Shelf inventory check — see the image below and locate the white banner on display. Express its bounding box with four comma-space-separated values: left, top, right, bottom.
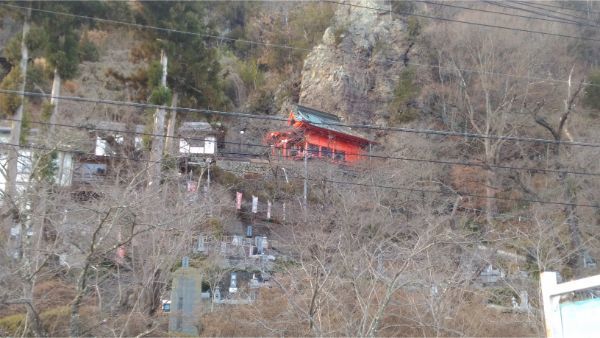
252, 195, 258, 213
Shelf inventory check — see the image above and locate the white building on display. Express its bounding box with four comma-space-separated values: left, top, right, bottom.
178, 122, 217, 155
0, 127, 74, 196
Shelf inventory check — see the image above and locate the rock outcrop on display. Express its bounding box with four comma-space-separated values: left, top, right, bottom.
298, 0, 409, 125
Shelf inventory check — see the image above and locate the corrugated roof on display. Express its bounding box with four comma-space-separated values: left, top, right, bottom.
97, 121, 145, 134
292, 105, 371, 142
180, 121, 213, 132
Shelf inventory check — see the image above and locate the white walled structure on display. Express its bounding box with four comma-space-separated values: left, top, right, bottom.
541, 271, 600, 338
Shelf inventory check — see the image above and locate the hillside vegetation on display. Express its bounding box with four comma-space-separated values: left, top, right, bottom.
0, 1, 599, 336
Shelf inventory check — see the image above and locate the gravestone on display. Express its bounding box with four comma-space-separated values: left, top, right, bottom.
195, 236, 206, 253
229, 272, 238, 293
168, 267, 205, 336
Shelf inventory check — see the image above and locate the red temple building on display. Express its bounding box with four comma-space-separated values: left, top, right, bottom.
265, 105, 373, 163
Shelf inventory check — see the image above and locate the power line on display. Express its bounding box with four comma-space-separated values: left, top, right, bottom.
4, 2, 597, 88
507, 0, 596, 23
2, 88, 600, 148
0, 139, 265, 166
324, 0, 600, 42
2, 116, 599, 178
411, 60, 590, 87
524, 1, 600, 16
485, 0, 592, 25
316, 177, 597, 208
420, 1, 599, 28
11, 1, 597, 43
217, 162, 599, 209
220, 167, 600, 231
0, 140, 597, 209
0, 3, 312, 52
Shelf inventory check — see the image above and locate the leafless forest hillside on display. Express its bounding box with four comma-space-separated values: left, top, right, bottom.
0, 1, 599, 336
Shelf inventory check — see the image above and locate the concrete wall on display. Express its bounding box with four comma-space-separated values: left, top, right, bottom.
216, 159, 272, 177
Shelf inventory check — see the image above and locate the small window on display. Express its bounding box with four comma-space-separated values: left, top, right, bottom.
335, 150, 346, 161
321, 147, 332, 158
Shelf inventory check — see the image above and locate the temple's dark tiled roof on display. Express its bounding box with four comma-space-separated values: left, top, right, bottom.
291, 105, 371, 142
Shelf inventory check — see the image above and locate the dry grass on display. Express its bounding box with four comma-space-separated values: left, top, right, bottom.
86, 29, 109, 47
63, 80, 79, 93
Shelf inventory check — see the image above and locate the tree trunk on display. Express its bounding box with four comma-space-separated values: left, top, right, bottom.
148, 51, 168, 188
165, 92, 179, 156
70, 209, 112, 336
484, 168, 498, 229
483, 137, 497, 230
533, 74, 586, 271
70, 262, 90, 337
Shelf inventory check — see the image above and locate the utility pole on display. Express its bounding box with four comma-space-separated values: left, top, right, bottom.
7, 6, 31, 200
148, 50, 168, 188
303, 141, 308, 207
206, 158, 211, 191
207, 157, 212, 217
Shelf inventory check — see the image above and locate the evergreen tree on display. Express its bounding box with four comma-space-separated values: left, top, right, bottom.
26, 1, 108, 127
584, 70, 600, 110
134, 1, 226, 109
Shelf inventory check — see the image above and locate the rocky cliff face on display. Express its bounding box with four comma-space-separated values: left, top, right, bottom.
298, 0, 409, 125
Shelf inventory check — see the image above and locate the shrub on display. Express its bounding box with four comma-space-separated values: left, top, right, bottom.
583, 70, 600, 110
25, 63, 49, 95
20, 111, 30, 145
47, 33, 80, 79
149, 85, 172, 106
145, 61, 163, 88
33, 150, 58, 184
259, 2, 335, 69
389, 67, 420, 124
79, 34, 100, 62
3, 36, 22, 65
161, 154, 178, 172
207, 217, 223, 237
0, 313, 25, 336
487, 287, 518, 306
237, 59, 264, 90
333, 23, 349, 46
392, 1, 416, 14
248, 89, 275, 114
407, 17, 421, 43
63, 80, 79, 93
0, 305, 75, 336
41, 101, 53, 122
212, 166, 240, 186
0, 67, 23, 118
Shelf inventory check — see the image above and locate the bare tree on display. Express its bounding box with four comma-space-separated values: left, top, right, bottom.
531, 69, 589, 271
